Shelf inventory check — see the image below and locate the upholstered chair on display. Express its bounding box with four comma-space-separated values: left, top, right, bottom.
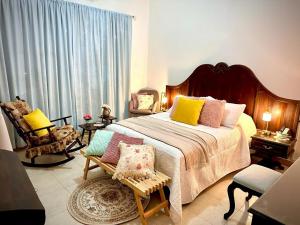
129, 88, 159, 118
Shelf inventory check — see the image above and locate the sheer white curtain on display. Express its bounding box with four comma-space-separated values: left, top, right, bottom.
0, 0, 132, 145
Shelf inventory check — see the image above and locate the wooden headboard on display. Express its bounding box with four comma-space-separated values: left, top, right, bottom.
166, 62, 300, 137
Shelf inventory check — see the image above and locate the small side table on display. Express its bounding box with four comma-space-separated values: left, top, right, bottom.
250, 130, 296, 169
79, 123, 106, 145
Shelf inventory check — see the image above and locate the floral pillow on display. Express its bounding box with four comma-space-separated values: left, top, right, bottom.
101, 132, 143, 164
112, 142, 155, 180
137, 94, 154, 110
131, 93, 147, 109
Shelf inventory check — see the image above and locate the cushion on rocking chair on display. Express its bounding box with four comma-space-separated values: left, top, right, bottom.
29, 125, 76, 146
26, 125, 80, 159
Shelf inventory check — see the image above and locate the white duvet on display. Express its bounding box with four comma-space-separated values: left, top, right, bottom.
106, 112, 252, 224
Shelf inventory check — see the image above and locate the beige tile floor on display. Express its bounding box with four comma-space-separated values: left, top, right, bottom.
23, 151, 255, 225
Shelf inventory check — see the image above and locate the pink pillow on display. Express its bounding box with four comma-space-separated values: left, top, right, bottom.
199, 100, 226, 128
101, 132, 143, 164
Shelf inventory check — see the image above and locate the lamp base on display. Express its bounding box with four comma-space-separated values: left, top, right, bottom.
262, 130, 271, 136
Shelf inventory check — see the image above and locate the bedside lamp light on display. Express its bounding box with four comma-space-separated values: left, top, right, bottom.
160, 92, 167, 111
262, 111, 272, 134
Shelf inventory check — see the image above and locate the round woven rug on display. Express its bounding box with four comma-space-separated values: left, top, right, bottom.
67, 175, 150, 225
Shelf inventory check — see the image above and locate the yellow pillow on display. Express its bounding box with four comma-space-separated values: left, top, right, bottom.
23, 108, 53, 137
170, 97, 205, 126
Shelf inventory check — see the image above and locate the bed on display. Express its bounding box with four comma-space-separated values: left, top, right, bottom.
106, 62, 300, 224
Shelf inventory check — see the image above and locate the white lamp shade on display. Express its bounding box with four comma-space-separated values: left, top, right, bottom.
161, 96, 167, 104
262, 112, 272, 122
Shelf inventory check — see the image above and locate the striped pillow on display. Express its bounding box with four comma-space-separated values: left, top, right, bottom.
101, 132, 144, 164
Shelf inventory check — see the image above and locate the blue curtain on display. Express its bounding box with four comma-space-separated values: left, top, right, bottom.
0, 0, 132, 137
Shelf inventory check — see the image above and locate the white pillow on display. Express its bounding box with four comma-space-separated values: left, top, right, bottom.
237, 113, 257, 142
137, 94, 154, 110
221, 103, 246, 128
206, 96, 215, 100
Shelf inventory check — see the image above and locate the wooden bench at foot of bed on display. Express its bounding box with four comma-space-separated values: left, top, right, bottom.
80, 148, 171, 225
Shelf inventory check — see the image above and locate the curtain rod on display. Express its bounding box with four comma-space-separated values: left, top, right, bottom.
62, 0, 136, 20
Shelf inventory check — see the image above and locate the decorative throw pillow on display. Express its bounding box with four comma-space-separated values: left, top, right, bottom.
112, 142, 155, 180
170, 97, 205, 126
199, 99, 226, 128
85, 130, 114, 156
23, 108, 53, 137
131, 92, 147, 109
101, 132, 144, 164
169, 95, 206, 117
221, 103, 246, 128
137, 94, 154, 110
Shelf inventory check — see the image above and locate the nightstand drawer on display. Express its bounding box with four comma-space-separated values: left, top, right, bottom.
251, 138, 288, 158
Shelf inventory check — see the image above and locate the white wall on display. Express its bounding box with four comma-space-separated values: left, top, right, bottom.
67, 0, 149, 93
147, 0, 300, 101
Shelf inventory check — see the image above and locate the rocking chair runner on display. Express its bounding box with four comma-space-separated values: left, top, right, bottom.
0, 96, 85, 167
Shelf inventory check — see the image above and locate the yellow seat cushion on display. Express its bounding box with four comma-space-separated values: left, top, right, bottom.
170, 97, 205, 126
23, 108, 53, 137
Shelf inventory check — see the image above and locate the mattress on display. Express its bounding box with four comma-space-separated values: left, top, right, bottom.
106, 112, 251, 224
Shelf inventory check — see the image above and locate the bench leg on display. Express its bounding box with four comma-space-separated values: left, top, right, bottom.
83, 158, 90, 180
134, 191, 148, 225
246, 193, 253, 202
224, 182, 237, 220
159, 188, 170, 216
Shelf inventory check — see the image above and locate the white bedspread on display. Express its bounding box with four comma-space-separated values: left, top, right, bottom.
106, 112, 251, 224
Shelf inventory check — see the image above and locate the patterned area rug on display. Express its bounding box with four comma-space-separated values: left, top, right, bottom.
67, 175, 150, 225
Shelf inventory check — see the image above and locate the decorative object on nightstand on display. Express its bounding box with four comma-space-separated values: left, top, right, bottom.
251, 129, 296, 169
262, 111, 272, 135
274, 127, 291, 141
101, 104, 111, 118
160, 92, 167, 112
83, 113, 92, 125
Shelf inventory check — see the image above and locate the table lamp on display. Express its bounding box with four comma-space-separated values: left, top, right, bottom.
160, 92, 167, 111
262, 111, 272, 135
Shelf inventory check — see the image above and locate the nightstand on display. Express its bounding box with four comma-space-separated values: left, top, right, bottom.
250, 130, 296, 169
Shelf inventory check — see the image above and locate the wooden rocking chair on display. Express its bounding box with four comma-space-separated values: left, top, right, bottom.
0, 96, 85, 167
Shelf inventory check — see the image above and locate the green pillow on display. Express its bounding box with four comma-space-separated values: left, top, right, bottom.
85, 130, 114, 156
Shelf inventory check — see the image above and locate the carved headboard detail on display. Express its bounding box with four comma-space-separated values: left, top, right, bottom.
166, 62, 300, 137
